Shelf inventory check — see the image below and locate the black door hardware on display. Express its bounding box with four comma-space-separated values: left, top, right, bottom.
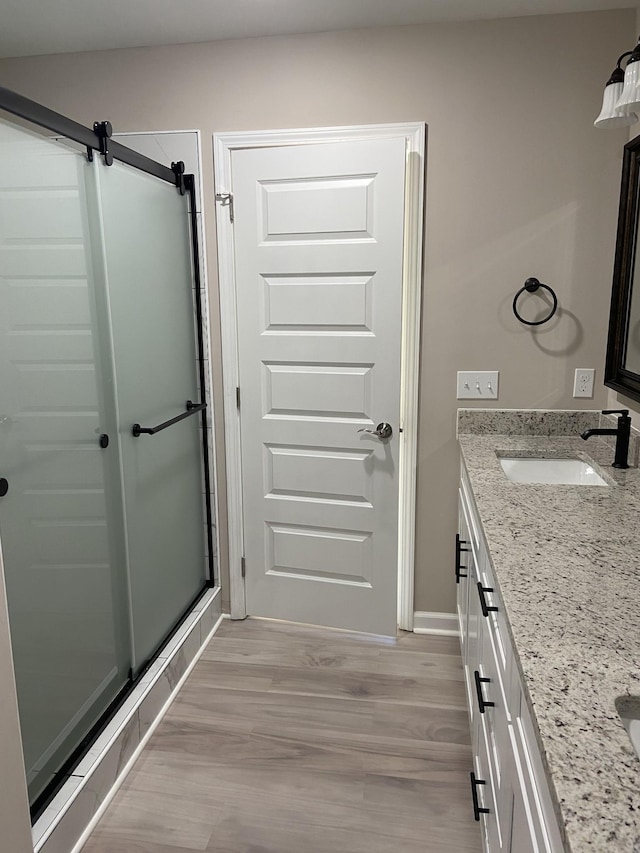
93, 120, 114, 166
455, 533, 470, 583
132, 401, 206, 437
0, 478, 8, 497
477, 583, 498, 618
171, 160, 186, 195
99, 434, 109, 449
474, 670, 495, 714
470, 772, 490, 821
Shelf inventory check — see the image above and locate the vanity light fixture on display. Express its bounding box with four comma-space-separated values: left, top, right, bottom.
594, 40, 640, 129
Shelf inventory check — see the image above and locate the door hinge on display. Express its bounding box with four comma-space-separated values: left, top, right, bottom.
216, 192, 234, 222
236, 386, 241, 409
241, 556, 246, 578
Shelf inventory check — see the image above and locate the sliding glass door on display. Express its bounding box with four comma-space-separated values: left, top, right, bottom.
0, 117, 208, 804
0, 121, 131, 803
90, 159, 205, 673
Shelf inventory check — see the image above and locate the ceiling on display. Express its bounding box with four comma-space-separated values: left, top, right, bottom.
0, 0, 634, 60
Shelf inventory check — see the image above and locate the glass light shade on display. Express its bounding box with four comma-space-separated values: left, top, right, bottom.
594, 81, 638, 128
616, 58, 640, 112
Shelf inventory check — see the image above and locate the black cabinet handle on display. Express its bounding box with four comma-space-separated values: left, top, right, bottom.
132, 400, 206, 437
470, 771, 490, 821
455, 533, 470, 584
477, 582, 498, 618
474, 669, 495, 714
0, 478, 7, 497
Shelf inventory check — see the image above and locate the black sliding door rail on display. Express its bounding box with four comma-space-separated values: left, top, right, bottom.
0, 85, 177, 185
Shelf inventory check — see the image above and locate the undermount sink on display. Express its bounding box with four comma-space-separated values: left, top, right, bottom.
499, 457, 608, 486
616, 696, 640, 761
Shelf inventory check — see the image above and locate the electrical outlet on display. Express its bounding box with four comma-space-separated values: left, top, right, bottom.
573, 368, 595, 398
457, 371, 499, 400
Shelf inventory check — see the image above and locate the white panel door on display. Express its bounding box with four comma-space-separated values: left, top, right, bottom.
232, 136, 406, 635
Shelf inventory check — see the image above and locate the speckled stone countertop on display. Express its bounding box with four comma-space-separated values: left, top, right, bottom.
457, 410, 640, 853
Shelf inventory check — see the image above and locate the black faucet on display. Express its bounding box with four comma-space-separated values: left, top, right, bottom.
581, 409, 631, 469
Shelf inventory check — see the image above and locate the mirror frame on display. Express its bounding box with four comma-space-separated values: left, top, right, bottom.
605, 133, 640, 403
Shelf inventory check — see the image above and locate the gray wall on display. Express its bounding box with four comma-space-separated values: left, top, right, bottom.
0, 9, 633, 614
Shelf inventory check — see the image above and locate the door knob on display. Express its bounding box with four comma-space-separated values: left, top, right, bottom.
358, 422, 393, 439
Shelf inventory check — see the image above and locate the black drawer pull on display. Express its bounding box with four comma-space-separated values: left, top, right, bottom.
474, 669, 495, 714
0, 478, 7, 497
455, 533, 470, 584
470, 771, 490, 821
477, 582, 498, 617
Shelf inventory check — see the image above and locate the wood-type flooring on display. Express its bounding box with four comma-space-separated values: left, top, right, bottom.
81, 617, 482, 853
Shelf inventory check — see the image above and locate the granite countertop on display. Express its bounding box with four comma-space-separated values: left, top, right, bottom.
457, 410, 640, 853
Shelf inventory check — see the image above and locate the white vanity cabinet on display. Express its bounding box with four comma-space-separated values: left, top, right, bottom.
457, 460, 565, 853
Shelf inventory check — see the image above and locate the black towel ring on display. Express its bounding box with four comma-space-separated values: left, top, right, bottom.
513, 277, 558, 326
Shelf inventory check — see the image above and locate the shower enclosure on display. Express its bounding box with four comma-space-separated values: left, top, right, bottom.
0, 88, 214, 812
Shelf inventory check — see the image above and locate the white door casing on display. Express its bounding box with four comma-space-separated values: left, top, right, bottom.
214, 124, 425, 632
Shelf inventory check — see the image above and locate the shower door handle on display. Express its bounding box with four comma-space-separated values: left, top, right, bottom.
132, 400, 206, 437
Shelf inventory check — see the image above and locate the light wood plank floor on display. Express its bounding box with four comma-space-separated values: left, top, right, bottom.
81, 618, 482, 853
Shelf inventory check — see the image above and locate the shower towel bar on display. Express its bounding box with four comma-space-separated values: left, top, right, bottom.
132, 400, 206, 437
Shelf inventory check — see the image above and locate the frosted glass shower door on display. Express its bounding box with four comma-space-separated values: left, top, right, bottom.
0, 121, 131, 803
92, 160, 206, 674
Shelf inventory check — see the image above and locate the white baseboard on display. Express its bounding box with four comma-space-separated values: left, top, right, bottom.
413, 611, 459, 636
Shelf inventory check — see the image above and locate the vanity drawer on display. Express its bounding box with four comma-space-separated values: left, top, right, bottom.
511, 693, 564, 853
461, 461, 482, 556
465, 537, 483, 728
508, 723, 544, 853
477, 553, 511, 685
457, 490, 474, 658
477, 623, 512, 850
472, 711, 504, 853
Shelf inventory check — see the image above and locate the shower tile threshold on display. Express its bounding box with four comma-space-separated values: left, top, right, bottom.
32, 586, 223, 853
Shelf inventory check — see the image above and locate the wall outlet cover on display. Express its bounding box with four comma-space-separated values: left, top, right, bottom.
573, 368, 595, 398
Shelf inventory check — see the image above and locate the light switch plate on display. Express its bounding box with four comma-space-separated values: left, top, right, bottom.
573, 368, 595, 398
457, 371, 499, 400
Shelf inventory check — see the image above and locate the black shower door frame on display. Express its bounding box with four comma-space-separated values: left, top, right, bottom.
0, 85, 216, 819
